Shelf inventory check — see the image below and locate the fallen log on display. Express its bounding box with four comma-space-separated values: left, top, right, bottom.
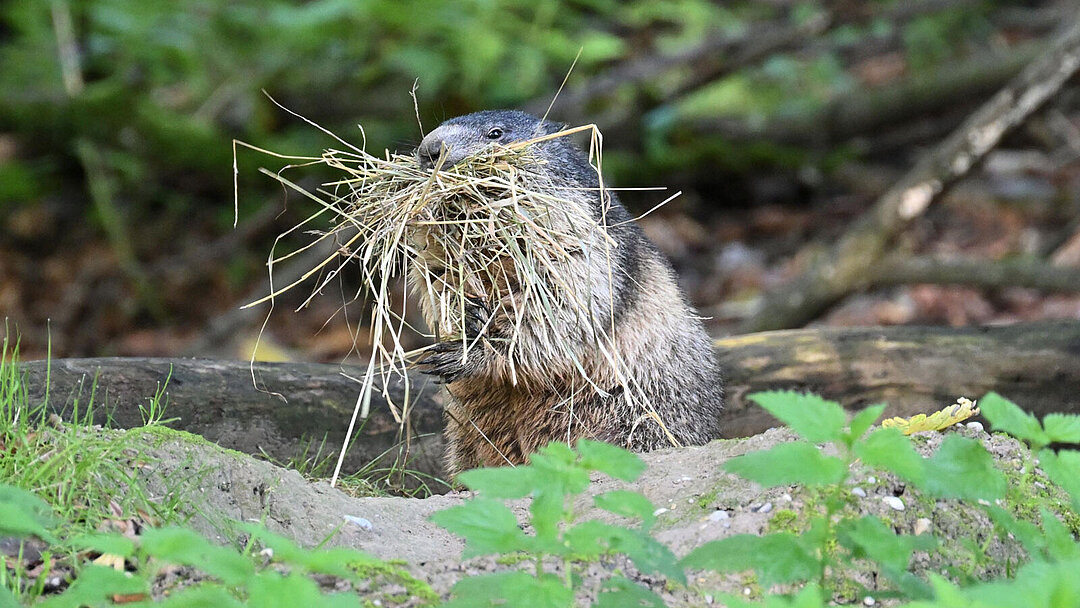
18, 321, 1080, 480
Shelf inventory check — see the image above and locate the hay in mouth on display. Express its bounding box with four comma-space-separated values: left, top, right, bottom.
235, 116, 676, 483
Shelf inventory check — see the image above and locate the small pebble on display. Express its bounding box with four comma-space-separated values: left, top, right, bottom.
867, 476, 877, 484
781, 493, 792, 502
863, 596, 876, 606
653, 507, 670, 517
914, 518, 932, 535
708, 510, 730, 522
978, 499, 991, 507
753, 502, 773, 514
851, 487, 867, 498
883, 496, 905, 511
743, 587, 752, 596
966, 421, 984, 433
344, 515, 374, 531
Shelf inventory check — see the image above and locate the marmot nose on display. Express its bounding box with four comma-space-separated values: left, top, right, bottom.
417, 138, 445, 171
416, 129, 468, 171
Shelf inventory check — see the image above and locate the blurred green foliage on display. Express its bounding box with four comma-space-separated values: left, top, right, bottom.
0, 0, 1011, 230
0, 0, 723, 237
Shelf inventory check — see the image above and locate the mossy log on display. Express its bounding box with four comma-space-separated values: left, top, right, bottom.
19, 321, 1080, 479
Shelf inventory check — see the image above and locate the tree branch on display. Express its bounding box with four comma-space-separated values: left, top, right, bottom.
872, 255, 1080, 292
740, 19, 1080, 333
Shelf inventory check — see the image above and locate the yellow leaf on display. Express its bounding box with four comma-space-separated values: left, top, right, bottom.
238, 335, 293, 362
92, 553, 126, 571
881, 397, 980, 435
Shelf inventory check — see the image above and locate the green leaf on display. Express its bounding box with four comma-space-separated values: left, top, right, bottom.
141, 527, 254, 586
748, 391, 847, 443
1039, 449, 1080, 508
710, 594, 758, 608
681, 533, 820, 587
978, 392, 1049, 448
36, 566, 147, 608
594, 576, 665, 608
240, 524, 378, 576
68, 532, 135, 557
985, 506, 1045, 558
922, 435, 1006, 501
0, 485, 56, 528
907, 573, 969, 608
0, 485, 57, 543
1040, 507, 1080, 561
300, 547, 382, 577
787, 584, 828, 608
721, 583, 826, 608
530, 443, 591, 496
457, 466, 539, 498
248, 571, 355, 608
429, 497, 533, 558
564, 521, 684, 583
239, 524, 303, 560
966, 559, 1080, 608
577, 439, 646, 482
856, 428, 926, 484
444, 572, 573, 608
846, 403, 887, 445
837, 515, 936, 573
1043, 413, 1080, 444
593, 491, 656, 531
158, 586, 244, 608
0, 504, 55, 543
530, 490, 566, 548
724, 442, 847, 487
0, 588, 16, 608
562, 520, 608, 560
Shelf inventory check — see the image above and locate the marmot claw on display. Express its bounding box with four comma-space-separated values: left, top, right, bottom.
462, 296, 490, 341
418, 340, 480, 384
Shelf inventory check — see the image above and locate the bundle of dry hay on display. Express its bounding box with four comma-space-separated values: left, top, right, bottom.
236, 117, 665, 483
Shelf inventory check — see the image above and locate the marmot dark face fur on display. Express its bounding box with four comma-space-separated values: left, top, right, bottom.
414, 110, 723, 473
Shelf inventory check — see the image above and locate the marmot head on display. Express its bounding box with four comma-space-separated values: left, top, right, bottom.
416, 110, 565, 171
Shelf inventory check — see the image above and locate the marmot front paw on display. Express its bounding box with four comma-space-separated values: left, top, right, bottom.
419, 297, 491, 384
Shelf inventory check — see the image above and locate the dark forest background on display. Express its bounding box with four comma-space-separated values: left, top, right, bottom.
2, 0, 1079, 363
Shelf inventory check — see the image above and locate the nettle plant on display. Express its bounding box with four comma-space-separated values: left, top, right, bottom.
430, 439, 680, 607
432, 391, 1080, 608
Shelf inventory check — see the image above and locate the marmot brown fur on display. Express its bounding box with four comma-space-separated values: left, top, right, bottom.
414, 110, 723, 474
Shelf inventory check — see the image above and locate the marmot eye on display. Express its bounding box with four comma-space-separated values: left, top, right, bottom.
485, 128, 504, 140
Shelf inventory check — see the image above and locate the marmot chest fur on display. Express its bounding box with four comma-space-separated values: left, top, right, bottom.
413, 110, 723, 473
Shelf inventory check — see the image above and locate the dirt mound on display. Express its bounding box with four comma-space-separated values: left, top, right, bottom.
130, 423, 1048, 604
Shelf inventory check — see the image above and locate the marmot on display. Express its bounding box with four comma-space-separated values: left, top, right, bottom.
413, 110, 723, 473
